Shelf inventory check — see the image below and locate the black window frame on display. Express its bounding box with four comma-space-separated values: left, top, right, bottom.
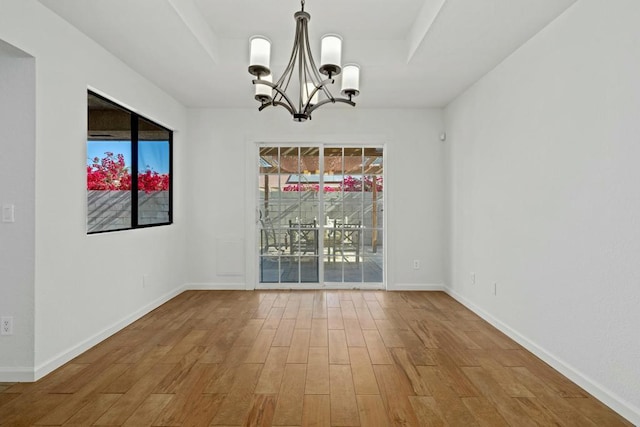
87, 90, 173, 234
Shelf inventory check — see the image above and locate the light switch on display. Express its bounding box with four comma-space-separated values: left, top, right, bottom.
2, 205, 15, 223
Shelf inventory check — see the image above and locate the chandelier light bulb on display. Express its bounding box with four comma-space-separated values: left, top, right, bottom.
249, 36, 271, 76
304, 82, 319, 105
341, 64, 360, 97
320, 34, 342, 76
255, 74, 273, 102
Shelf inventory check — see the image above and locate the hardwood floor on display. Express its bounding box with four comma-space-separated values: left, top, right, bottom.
0, 290, 631, 426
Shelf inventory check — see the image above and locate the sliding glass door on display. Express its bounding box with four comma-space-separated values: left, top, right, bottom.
322, 147, 384, 284
258, 146, 320, 284
257, 145, 384, 288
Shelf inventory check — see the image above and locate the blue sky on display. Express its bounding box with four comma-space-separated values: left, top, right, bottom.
87, 140, 169, 173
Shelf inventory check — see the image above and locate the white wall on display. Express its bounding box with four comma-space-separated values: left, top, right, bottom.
445, 0, 640, 423
0, 0, 189, 380
186, 108, 445, 290
0, 43, 35, 376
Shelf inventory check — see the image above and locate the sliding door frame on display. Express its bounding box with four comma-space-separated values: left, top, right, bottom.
252, 141, 386, 290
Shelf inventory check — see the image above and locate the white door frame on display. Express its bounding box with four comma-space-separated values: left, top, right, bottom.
247, 141, 386, 290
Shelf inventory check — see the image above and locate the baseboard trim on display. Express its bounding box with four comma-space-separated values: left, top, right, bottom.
254, 283, 387, 290
388, 283, 446, 291
32, 284, 186, 382
184, 283, 248, 291
444, 286, 640, 426
183, 283, 445, 291
0, 367, 35, 382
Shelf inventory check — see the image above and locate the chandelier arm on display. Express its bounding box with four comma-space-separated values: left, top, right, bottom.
283, 15, 304, 87
301, 20, 316, 84
278, 61, 295, 104
300, 46, 311, 111
306, 97, 356, 115
274, 65, 294, 106
297, 20, 307, 112
272, 85, 299, 114
302, 78, 334, 114
252, 79, 298, 113
301, 19, 322, 82
274, 17, 303, 103
300, 53, 314, 113
301, 25, 333, 101
258, 100, 294, 115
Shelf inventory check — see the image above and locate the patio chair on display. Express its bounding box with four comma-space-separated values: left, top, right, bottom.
330, 220, 362, 263
288, 219, 318, 255
260, 217, 286, 255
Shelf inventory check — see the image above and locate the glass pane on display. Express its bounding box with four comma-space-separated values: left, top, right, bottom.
324, 147, 343, 175
363, 257, 383, 282
343, 147, 362, 174
260, 256, 280, 283
324, 190, 342, 226
295, 197, 318, 223
363, 180, 383, 229
260, 173, 283, 224
300, 147, 320, 180
281, 191, 302, 223
334, 224, 363, 263
280, 146, 299, 173
284, 187, 320, 221
280, 256, 299, 283
343, 192, 363, 225
87, 93, 132, 232
260, 147, 279, 174
138, 117, 170, 225
300, 256, 319, 282
259, 226, 288, 255
343, 259, 363, 283
324, 259, 342, 282
324, 146, 344, 229
362, 228, 383, 256
363, 147, 383, 175
288, 219, 319, 257
363, 175, 383, 193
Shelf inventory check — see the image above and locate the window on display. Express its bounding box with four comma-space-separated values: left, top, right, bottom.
87, 91, 172, 233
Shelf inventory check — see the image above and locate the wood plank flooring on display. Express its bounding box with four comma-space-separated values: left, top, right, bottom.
0, 290, 632, 426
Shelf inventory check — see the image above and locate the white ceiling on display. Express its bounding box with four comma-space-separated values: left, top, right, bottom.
38, 0, 578, 109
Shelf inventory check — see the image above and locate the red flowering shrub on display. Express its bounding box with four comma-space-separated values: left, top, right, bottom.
282, 176, 382, 192
87, 152, 168, 192
138, 169, 169, 193
341, 175, 383, 192
283, 184, 336, 192
87, 152, 131, 190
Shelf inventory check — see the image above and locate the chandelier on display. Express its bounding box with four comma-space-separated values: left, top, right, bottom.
248, 0, 360, 122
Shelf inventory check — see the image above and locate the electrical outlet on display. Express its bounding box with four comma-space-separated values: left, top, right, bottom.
142, 274, 149, 288
493, 282, 497, 296
471, 272, 476, 285
1, 316, 13, 335
412, 260, 420, 269
2, 204, 15, 223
